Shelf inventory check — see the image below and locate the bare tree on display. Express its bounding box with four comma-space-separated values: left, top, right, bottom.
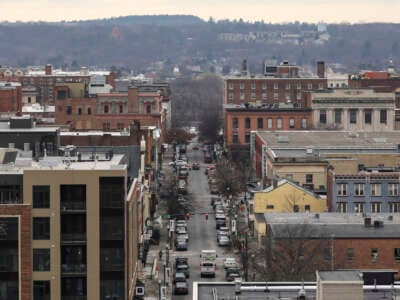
214, 159, 240, 198
251, 223, 330, 281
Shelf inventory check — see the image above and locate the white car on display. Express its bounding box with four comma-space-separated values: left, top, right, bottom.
224, 257, 238, 269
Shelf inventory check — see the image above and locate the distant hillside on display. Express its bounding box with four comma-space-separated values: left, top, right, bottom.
0, 16, 399, 73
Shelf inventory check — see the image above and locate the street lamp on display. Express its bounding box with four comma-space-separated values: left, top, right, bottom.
166, 244, 170, 267
158, 279, 162, 300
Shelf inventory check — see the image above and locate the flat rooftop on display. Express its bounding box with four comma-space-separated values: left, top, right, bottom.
0, 154, 126, 173
312, 89, 395, 101
0, 122, 59, 133
318, 270, 362, 282
257, 131, 400, 157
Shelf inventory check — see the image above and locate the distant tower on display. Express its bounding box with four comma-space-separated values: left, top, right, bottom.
388, 58, 395, 74
241, 59, 248, 76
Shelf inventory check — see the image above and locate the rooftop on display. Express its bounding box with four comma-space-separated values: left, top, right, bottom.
311, 89, 395, 101
0, 121, 59, 133
318, 270, 363, 282
256, 131, 400, 158
224, 103, 310, 111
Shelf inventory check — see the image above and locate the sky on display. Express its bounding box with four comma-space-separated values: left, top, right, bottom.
0, 0, 399, 23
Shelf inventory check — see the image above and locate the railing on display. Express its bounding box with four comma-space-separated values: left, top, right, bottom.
61, 202, 86, 211
61, 264, 87, 273
61, 233, 86, 242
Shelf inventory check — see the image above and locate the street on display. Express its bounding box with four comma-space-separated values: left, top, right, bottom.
170, 144, 237, 300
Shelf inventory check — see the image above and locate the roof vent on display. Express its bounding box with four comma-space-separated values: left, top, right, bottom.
374, 220, 384, 228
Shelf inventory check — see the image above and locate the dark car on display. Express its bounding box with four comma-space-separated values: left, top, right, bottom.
175, 256, 188, 265
192, 162, 200, 170
226, 268, 241, 282
216, 219, 226, 229
175, 239, 188, 251
175, 263, 190, 278
173, 281, 189, 295
173, 272, 187, 283
210, 197, 221, 206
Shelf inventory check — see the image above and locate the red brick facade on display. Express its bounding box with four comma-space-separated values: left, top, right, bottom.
224, 107, 312, 146
0, 84, 22, 113
0, 205, 32, 300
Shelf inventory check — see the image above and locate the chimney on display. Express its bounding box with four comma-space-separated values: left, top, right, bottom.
45, 64, 52, 75
241, 59, 248, 76
317, 61, 325, 78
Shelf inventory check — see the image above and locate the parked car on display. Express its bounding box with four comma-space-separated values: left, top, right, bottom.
216, 219, 227, 229
217, 226, 229, 236
178, 180, 187, 194
173, 281, 189, 295
173, 272, 187, 283
200, 261, 216, 278
224, 257, 238, 269
192, 144, 200, 150
225, 268, 241, 282
210, 197, 221, 206
210, 184, 219, 195
175, 239, 188, 251
215, 209, 224, 215
218, 235, 230, 246
175, 226, 187, 234
175, 263, 190, 278
176, 233, 189, 242
175, 220, 187, 228
192, 162, 200, 170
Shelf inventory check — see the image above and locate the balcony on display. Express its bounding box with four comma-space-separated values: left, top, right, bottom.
61, 202, 86, 213
61, 264, 87, 275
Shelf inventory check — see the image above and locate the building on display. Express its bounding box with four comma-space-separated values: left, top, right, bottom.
223, 61, 327, 109
0, 81, 22, 114
17, 65, 115, 106
253, 179, 327, 213
311, 89, 395, 131
327, 169, 400, 213
0, 115, 59, 157
255, 213, 400, 277
224, 102, 311, 152
316, 271, 363, 300
0, 149, 142, 300
252, 131, 400, 191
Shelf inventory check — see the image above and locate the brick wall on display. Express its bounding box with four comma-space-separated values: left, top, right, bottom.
0, 204, 32, 300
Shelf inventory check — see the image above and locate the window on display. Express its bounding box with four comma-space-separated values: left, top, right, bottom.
285, 93, 291, 102
33, 249, 50, 271
233, 117, 238, 129
33, 217, 50, 240
251, 92, 256, 100
371, 183, 381, 196
87, 107, 92, 115
251, 82, 256, 90
297, 83, 302, 90
33, 281, 50, 300
33, 186, 50, 208
245, 132, 251, 144
371, 248, 378, 262
240, 93, 245, 100
394, 248, 400, 262
146, 104, 151, 114
306, 174, 313, 183
104, 105, 109, 114
354, 202, 364, 213
285, 83, 290, 90
389, 183, 399, 196
232, 133, 238, 144
337, 183, 347, 196
274, 83, 278, 90
273, 93, 278, 101
66, 106, 72, 115
350, 109, 357, 124
117, 123, 124, 130
296, 93, 301, 101
301, 118, 307, 129
245, 118, 251, 129
389, 202, 400, 213
346, 248, 354, 262
337, 202, 347, 213
354, 183, 365, 196
262, 93, 267, 100
257, 118, 263, 129
262, 82, 267, 90
334, 109, 342, 124
323, 247, 331, 261
119, 105, 123, 113
277, 118, 282, 129
307, 83, 313, 90
319, 110, 327, 124
380, 109, 387, 124
364, 110, 372, 124
240, 83, 244, 90
57, 90, 67, 100
289, 118, 295, 128
228, 83, 233, 90
371, 202, 381, 213
267, 118, 273, 129
305, 205, 310, 212
318, 83, 324, 90
266, 205, 274, 209
102, 122, 110, 131
28, 96, 32, 103
293, 205, 299, 212
228, 93, 233, 100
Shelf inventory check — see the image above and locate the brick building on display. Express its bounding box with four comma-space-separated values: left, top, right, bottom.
0, 148, 143, 300
0, 81, 22, 113
224, 103, 311, 151
223, 61, 327, 109
256, 213, 400, 279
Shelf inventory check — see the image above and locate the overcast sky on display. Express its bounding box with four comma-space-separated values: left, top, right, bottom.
1, 0, 399, 23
